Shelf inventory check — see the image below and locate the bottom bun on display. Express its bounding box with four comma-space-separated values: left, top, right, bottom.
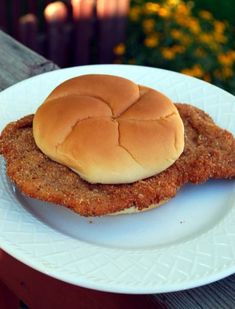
108, 199, 170, 216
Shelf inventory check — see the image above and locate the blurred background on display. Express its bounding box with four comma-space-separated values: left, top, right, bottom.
0, 0, 234, 94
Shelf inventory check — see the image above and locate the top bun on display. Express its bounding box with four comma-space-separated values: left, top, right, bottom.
33, 74, 184, 184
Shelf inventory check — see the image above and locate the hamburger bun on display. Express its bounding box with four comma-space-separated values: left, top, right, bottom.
33, 74, 184, 184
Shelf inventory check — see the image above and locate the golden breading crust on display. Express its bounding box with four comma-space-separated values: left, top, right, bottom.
0, 104, 235, 216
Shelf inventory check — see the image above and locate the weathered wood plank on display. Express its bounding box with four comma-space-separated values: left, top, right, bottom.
153, 274, 235, 308
0, 30, 58, 91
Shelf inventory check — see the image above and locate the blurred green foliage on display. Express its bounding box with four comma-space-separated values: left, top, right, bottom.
190, 0, 235, 26
114, 0, 235, 94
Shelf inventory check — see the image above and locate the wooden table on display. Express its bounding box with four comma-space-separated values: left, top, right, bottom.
0, 30, 235, 308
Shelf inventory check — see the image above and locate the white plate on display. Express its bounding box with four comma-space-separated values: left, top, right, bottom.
0, 65, 235, 294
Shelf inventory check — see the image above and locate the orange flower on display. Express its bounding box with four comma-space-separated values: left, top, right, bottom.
175, 2, 190, 16
158, 7, 170, 18
181, 65, 204, 78
222, 67, 233, 78
199, 33, 212, 44
214, 32, 227, 44
167, 0, 180, 7
199, 10, 213, 20
218, 52, 235, 66
172, 45, 185, 53
162, 48, 175, 60
194, 48, 206, 57
214, 21, 226, 34
144, 34, 159, 48
144, 2, 160, 14
188, 18, 201, 34
203, 74, 211, 82
171, 29, 182, 39
113, 43, 125, 56
129, 6, 141, 21
142, 18, 155, 33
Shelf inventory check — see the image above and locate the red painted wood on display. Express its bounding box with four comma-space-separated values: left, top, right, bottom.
44, 0, 52, 5
0, 280, 19, 309
97, 0, 129, 63
0, 0, 7, 31
44, 2, 70, 67
115, 0, 130, 45
97, 0, 118, 63
27, 0, 37, 14
19, 14, 38, 50
0, 250, 165, 309
3, 0, 129, 66
11, 0, 21, 38
72, 0, 95, 65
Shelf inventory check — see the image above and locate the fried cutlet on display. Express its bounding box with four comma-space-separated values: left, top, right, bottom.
0, 104, 234, 216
